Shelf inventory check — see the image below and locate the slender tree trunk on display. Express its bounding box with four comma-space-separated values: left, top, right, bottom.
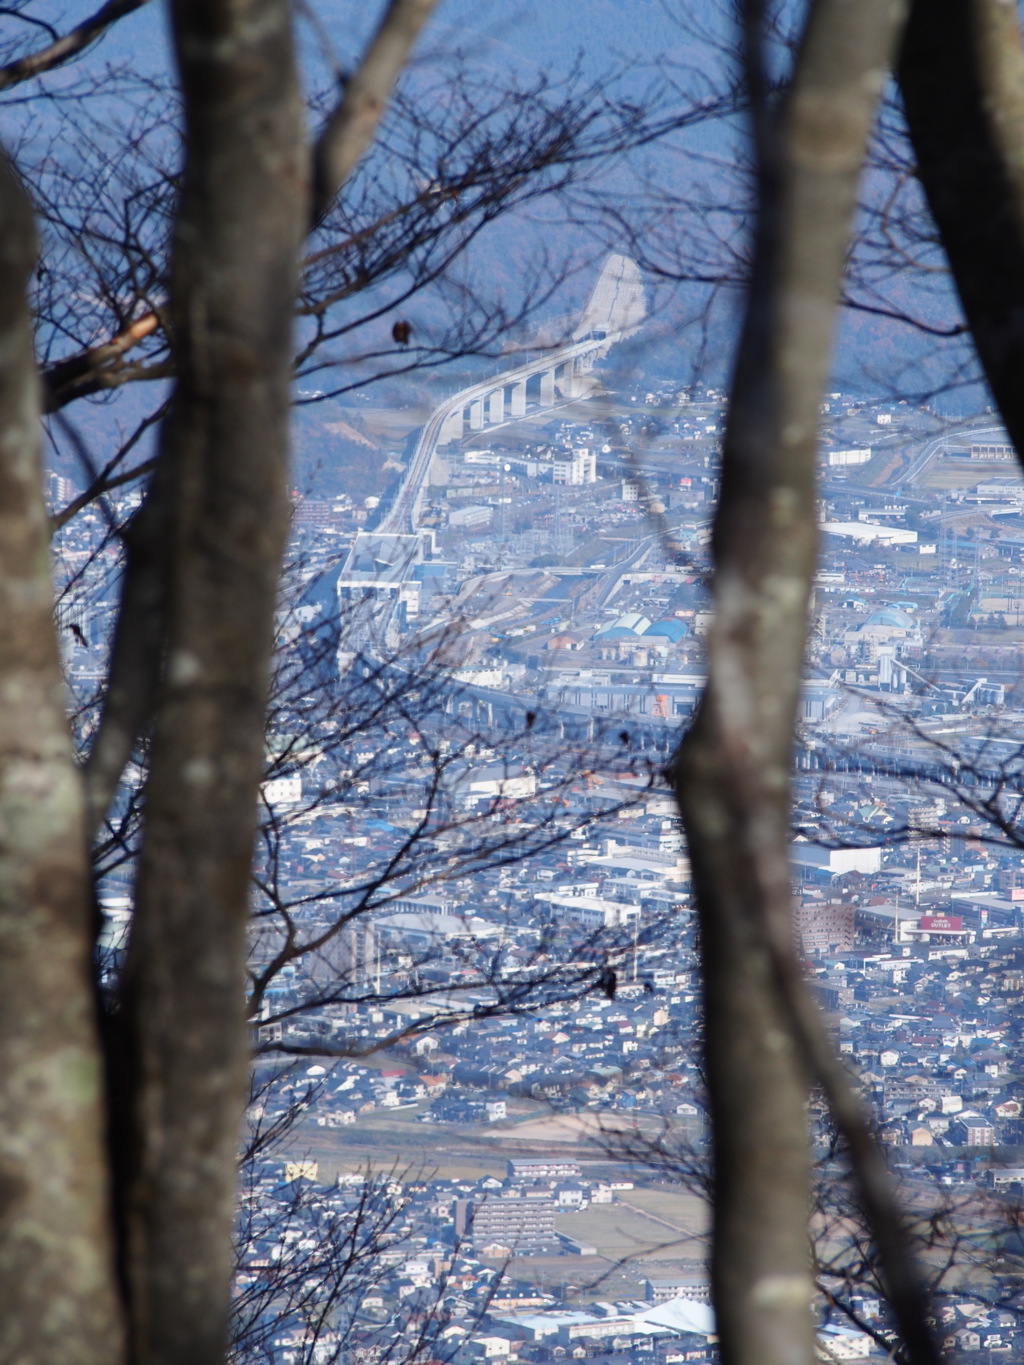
0, 153, 125, 1365
898, 0, 1024, 463
114, 3, 307, 1362
670, 4, 907, 1364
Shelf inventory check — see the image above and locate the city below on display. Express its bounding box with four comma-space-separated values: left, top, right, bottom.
55, 314, 1024, 1362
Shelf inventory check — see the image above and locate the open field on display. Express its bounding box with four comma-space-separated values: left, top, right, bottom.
280, 1096, 704, 1187
484, 1106, 702, 1147
485, 1110, 639, 1145
505, 1253, 645, 1303
622, 1186, 709, 1238
354, 406, 426, 441
557, 1204, 681, 1259
299, 1142, 509, 1186
920, 457, 1016, 490
505, 1250, 706, 1306
556, 1197, 705, 1263
288, 1111, 511, 1184
861, 445, 908, 487
506, 1193, 708, 1306
286, 1109, 631, 1182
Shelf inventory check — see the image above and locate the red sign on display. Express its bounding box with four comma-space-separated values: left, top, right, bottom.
919, 915, 963, 932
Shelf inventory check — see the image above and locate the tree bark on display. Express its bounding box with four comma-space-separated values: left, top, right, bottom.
0, 153, 125, 1365
670, 4, 907, 1364
898, 0, 1024, 461
83, 482, 167, 840
114, 3, 307, 1362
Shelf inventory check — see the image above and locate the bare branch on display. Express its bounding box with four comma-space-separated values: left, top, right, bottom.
311, 0, 441, 223
0, 0, 151, 92
42, 310, 162, 412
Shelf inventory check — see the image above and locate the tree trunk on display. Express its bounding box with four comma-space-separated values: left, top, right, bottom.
898, 0, 1024, 463
0, 153, 125, 1365
670, 4, 907, 1364
114, 3, 307, 1362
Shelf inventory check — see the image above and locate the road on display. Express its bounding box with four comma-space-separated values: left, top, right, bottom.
379, 254, 646, 537
378, 334, 636, 536
901, 422, 1009, 485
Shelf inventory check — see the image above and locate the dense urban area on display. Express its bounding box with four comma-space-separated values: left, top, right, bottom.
52, 300, 1024, 1363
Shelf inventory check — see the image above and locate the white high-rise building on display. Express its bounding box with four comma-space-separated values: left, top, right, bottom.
552, 447, 596, 484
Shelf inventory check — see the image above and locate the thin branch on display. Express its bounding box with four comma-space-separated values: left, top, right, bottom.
50, 397, 167, 531
764, 936, 943, 1365
311, 0, 441, 223
0, 0, 151, 92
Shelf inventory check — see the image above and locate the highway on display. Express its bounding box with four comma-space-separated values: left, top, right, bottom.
378, 254, 646, 537
901, 422, 1010, 485
378, 334, 635, 537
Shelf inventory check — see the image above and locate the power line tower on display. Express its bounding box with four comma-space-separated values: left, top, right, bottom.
499, 462, 510, 542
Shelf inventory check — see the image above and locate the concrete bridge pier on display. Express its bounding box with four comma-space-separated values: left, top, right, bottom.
469, 398, 485, 431
509, 380, 527, 417
560, 361, 584, 399
440, 410, 464, 445
540, 368, 556, 405
487, 389, 505, 424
